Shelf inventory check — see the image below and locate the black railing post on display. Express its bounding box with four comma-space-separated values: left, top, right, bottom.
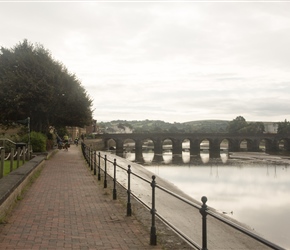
87, 146, 89, 164
83, 143, 86, 158
90, 148, 93, 171
86, 147, 90, 165
104, 155, 107, 188
126, 165, 132, 216
98, 152, 101, 181
93, 151, 97, 175
85, 145, 88, 163
150, 175, 157, 245
199, 196, 208, 250
113, 159, 117, 200
88, 147, 90, 168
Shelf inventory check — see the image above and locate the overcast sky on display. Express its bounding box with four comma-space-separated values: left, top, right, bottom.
1, 1, 290, 123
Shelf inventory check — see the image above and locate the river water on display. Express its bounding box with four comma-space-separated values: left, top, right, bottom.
121, 150, 290, 249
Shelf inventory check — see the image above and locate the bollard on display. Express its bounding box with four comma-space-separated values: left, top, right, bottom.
98, 152, 101, 181
126, 165, 132, 216
113, 159, 117, 200
150, 175, 157, 245
93, 151, 97, 175
199, 196, 208, 250
104, 155, 107, 188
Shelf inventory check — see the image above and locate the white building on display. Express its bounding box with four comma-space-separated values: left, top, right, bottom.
263, 122, 278, 134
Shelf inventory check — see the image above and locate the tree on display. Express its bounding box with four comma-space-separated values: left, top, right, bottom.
0, 40, 93, 133
228, 116, 265, 134
277, 119, 290, 134
117, 123, 125, 132
228, 116, 248, 133
239, 122, 265, 134
168, 125, 178, 133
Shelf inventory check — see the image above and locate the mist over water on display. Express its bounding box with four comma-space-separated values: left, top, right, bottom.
121, 150, 290, 249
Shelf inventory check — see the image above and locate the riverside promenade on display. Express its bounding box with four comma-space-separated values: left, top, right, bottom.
0, 145, 283, 250
0, 146, 165, 250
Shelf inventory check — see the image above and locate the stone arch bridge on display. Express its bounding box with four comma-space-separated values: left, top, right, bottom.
95, 132, 290, 157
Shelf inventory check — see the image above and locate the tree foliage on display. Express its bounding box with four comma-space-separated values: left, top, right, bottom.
277, 119, 290, 134
228, 116, 264, 134
21, 131, 47, 152
0, 39, 93, 133
228, 116, 248, 133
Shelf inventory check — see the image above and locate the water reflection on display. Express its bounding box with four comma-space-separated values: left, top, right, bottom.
143, 164, 290, 249
124, 150, 229, 166
120, 149, 290, 249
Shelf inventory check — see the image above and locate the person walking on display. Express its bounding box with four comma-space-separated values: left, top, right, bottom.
63, 134, 69, 150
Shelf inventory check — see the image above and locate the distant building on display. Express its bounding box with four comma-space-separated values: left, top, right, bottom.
66, 126, 86, 140
263, 122, 278, 134
85, 119, 98, 134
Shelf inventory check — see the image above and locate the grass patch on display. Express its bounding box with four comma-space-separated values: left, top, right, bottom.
3, 161, 26, 176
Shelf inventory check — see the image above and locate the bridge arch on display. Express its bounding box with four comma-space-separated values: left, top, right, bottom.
220, 139, 229, 151
124, 138, 135, 152
238, 138, 260, 152
200, 138, 210, 151
239, 139, 248, 151
97, 132, 290, 158
258, 138, 275, 152
142, 138, 154, 152
182, 139, 190, 151
104, 138, 117, 150
162, 138, 173, 152
278, 138, 290, 152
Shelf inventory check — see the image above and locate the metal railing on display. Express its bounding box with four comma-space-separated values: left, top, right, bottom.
81, 142, 285, 250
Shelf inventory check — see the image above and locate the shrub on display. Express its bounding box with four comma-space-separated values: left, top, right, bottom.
21, 131, 47, 152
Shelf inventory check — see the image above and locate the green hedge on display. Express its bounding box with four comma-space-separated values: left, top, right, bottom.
21, 131, 47, 152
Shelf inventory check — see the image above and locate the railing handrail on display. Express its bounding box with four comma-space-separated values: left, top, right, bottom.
156, 182, 284, 249
0, 138, 17, 145
81, 143, 285, 250
101, 154, 152, 184
95, 151, 202, 248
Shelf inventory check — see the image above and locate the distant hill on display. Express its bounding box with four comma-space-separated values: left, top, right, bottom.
183, 120, 229, 133
97, 119, 230, 133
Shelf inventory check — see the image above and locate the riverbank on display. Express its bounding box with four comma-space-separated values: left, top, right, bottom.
229, 151, 290, 165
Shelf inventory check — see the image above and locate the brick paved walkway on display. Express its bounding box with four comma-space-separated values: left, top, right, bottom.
0, 146, 163, 250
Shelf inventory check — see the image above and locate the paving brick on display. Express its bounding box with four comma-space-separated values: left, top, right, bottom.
0, 146, 163, 250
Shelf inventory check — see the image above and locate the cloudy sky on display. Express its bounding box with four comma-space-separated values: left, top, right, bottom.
1, 1, 290, 123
